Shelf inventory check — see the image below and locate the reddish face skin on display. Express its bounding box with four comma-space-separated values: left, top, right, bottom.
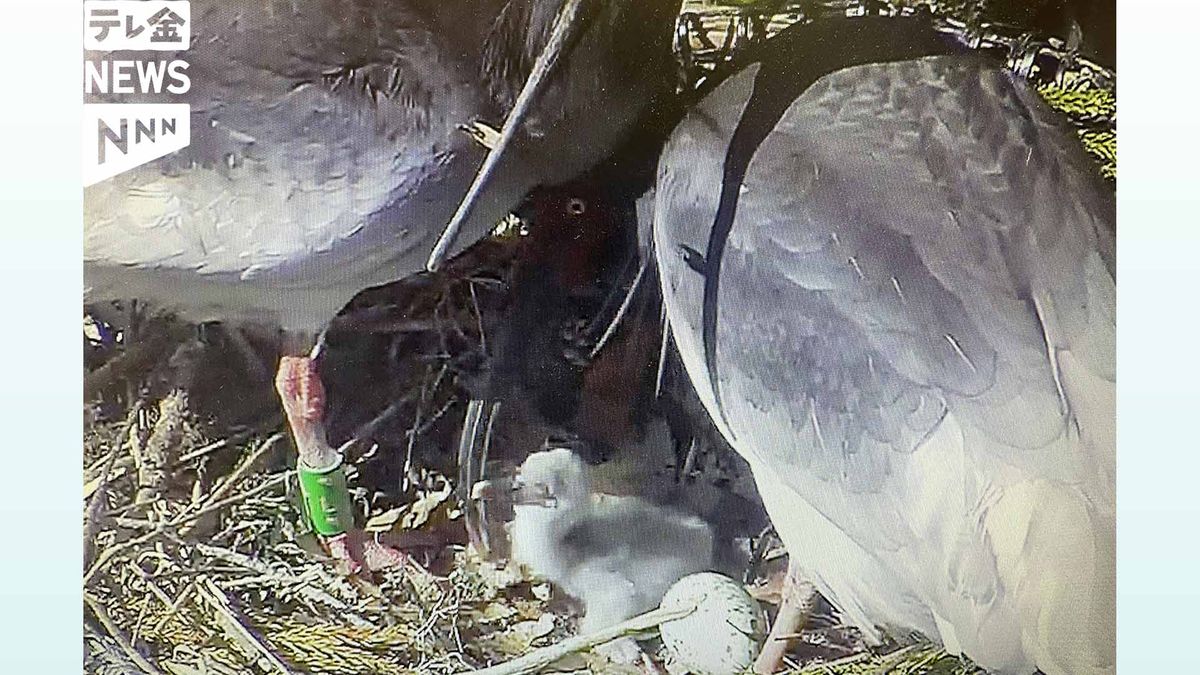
519, 185, 628, 295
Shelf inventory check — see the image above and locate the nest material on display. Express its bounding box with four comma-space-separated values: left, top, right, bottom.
1037, 83, 1117, 180
81, 274, 979, 675
83, 393, 568, 675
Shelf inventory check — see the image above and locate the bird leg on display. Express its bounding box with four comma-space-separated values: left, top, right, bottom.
275, 356, 405, 574
754, 559, 818, 674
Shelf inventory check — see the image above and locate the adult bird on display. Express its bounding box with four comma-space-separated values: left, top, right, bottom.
648, 15, 1114, 675
84, 0, 682, 570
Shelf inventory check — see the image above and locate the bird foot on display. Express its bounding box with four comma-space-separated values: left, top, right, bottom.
754, 560, 817, 674
275, 356, 407, 576
325, 531, 409, 575
595, 637, 664, 674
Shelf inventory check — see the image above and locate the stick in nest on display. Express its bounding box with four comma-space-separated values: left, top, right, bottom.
465, 602, 698, 675
135, 391, 189, 512
85, 401, 147, 568
198, 576, 296, 675
85, 591, 168, 675
180, 433, 286, 535
84, 473, 290, 585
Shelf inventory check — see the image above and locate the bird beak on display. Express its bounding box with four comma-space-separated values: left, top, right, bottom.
426, 0, 598, 271
471, 479, 496, 501
509, 477, 559, 508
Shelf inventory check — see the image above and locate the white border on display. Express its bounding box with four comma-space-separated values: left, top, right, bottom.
0, 1, 1197, 672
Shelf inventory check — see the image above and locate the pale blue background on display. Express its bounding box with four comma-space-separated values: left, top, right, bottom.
0, 0, 1196, 672
1114, 1, 1200, 671
0, 0, 84, 672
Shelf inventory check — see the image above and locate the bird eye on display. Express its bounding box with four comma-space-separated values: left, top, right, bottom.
566, 198, 587, 215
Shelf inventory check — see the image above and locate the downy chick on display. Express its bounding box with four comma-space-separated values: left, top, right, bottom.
508, 447, 714, 634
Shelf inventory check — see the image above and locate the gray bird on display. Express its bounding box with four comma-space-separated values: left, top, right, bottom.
85, 0, 679, 330
84, 0, 682, 570
509, 448, 714, 645
647, 16, 1114, 675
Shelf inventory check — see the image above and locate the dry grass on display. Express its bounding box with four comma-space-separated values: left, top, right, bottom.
83, 393, 574, 675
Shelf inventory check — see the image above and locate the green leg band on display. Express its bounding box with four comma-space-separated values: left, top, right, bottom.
297, 459, 354, 537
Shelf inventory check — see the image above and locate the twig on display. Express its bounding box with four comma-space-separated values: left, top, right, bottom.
85, 425, 268, 493
85, 621, 143, 674
192, 434, 285, 515
131, 592, 152, 649
792, 644, 923, 674
84, 592, 167, 675
152, 579, 197, 636
84, 406, 144, 566
177, 423, 273, 464
84, 447, 123, 565
83, 449, 120, 485
84, 473, 289, 585
84, 463, 130, 500
403, 364, 446, 491
189, 541, 373, 627
198, 577, 295, 675
127, 561, 176, 608
135, 391, 189, 512
465, 602, 698, 675
179, 472, 290, 526
469, 280, 488, 354
588, 257, 649, 360
407, 398, 458, 439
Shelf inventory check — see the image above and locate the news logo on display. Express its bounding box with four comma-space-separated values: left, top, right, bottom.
84, 1, 190, 51
83, 2, 192, 186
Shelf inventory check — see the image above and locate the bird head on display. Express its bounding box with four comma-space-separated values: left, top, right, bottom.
514, 183, 629, 289
513, 447, 592, 510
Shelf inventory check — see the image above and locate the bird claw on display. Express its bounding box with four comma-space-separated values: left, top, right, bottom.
324, 531, 408, 576
459, 120, 502, 151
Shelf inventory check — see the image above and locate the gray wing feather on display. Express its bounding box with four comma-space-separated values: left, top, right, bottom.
85, 1, 490, 282
656, 55, 1114, 553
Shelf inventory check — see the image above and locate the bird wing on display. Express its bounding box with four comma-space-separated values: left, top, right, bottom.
655, 54, 1114, 556
84, 1, 494, 292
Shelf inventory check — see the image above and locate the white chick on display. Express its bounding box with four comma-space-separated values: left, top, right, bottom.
508, 447, 715, 638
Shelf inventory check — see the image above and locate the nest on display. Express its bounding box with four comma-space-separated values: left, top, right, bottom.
82, 241, 984, 675
81, 392, 977, 674
82, 342, 573, 675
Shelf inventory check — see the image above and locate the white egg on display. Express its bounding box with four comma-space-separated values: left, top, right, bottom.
659, 572, 766, 675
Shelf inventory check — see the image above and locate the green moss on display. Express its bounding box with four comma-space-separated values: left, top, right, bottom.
1037, 83, 1117, 180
